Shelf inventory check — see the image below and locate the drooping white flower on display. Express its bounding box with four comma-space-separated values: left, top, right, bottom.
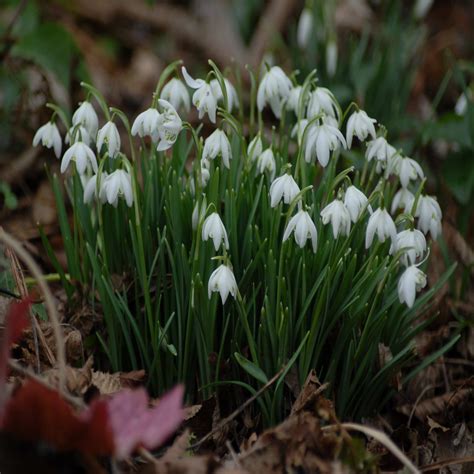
269, 173, 300, 207
390, 229, 427, 266
391, 188, 415, 215
416, 195, 442, 239
72, 101, 99, 139
97, 121, 121, 158
66, 125, 92, 147
256, 148, 276, 180
156, 99, 182, 151
455, 92, 469, 116
365, 207, 396, 248
306, 87, 340, 120
413, 0, 434, 19
101, 169, 133, 207
283, 209, 318, 252
344, 185, 371, 222
160, 78, 190, 112
61, 142, 98, 175
398, 265, 427, 308
208, 264, 238, 304
297, 8, 313, 48
202, 212, 229, 251
287, 86, 304, 114
202, 129, 232, 169
200, 158, 211, 188
131, 108, 160, 141
247, 134, 263, 162
210, 78, 239, 112
291, 118, 309, 145
320, 199, 351, 238
346, 110, 377, 148
366, 137, 397, 173
83, 172, 108, 204
326, 39, 338, 77
33, 121, 62, 158
182, 67, 218, 123
304, 122, 346, 167
257, 66, 292, 118
396, 156, 424, 188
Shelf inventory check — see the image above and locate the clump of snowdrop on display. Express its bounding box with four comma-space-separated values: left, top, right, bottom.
257, 66, 292, 118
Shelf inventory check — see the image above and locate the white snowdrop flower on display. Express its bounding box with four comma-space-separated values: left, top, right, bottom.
416, 195, 442, 239
390, 229, 427, 267
202, 129, 232, 169
256, 148, 276, 180
61, 142, 98, 175
366, 137, 397, 173
192, 198, 207, 230
101, 169, 133, 207
287, 86, 304, 114
72, 101, 99, 139
391, 188, 415, 215
297, 8, 313, 48
344, 185, 371, 223
33, 121, 62, 158
283, 209, 318, 252
182, 67, 218, 123
365, 207, 396, 248
247, 134, 263, 162
131, 108, 160, 141
160, 78, 190, 112
346, 110, 377, 149
210, 78, 239, 112
304, 122, 346, 167
257, 66, 292, 118
200, 158, 211, 188
208, 264, 238, 304
321, 199, 351, 238
291, 119, 309, 145
396, 157, 424, 188
306, 87, 340, 120
326, 39, 338, 77
66, 125, 92, 147
156, 99, 183, 151
97, 121, 121, 158
269, 173, 300, 207
83, 172, 108, 204
202, 212, 229, 251
455, 93, 468, 116
398, 265, 427, 308
414, 0, 434, 19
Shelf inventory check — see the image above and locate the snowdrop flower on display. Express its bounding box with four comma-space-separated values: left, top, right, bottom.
390, 229, 427, 266
391, 188, 415, 215
83, 172, 108, 204
72, 101, 99, 138
156, 99, 183, 151
291, 119, 309, 145
304, 122, 346, 167
256, 148, 276, 180
416, 195, 442, 239
283, 209, 318, 252
306, 87, 340, 120
182, 67, 218, 123
131, 108, 160, 141
366, 137, 397, 173
247, 134, 263, 162
297, 8, 313, 48
344, 185, 371, 222
365, 208, 396, 248
101, 169, 133, 207
200, 158, 211, 188
61, 142, 97, 175
455, 92, 469, 116
160, 78, 190, 112
414, 0, 434, 19
202, 212, 229, 251
346, 110, 377, 148
326, 39, 338, 77
269, 173, 300, 207
97, 121, 121, 158
257, 66, 292, 118
202, 129, 232, 169
210, 78, 239, 112
33, 121, 62, 158
320, 199, 351, 238
287, 86, 304, 115
398, 265, 427, 308
208, 264, 238, 304
66, 125, 91, 147
396, 157, 424, 188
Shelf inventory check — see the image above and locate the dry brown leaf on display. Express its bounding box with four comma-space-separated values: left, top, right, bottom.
91, 368, 145, 395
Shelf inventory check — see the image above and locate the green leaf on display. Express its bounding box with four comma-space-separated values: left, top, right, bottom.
441, 149, 474, 205
234, 352, 268, 384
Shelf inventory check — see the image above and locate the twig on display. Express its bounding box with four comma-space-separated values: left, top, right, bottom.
0, 228, 66, 393
189, 366, 284, 450
322, 422, 420, 474
407, 385, 433, 428
420, 456, 474, 472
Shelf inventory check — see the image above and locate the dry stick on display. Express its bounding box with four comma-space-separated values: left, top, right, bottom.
407, 384, 433, 429
189, 367, 285, 450
322, 423, 420, 474
420, 456, 474, 472
0, 228, 66, 393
